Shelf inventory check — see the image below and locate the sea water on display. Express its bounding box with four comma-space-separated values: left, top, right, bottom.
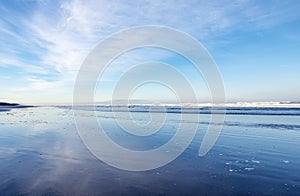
0, 106, 299, 195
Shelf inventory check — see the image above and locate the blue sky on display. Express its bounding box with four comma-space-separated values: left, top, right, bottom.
0, 0, 299, 104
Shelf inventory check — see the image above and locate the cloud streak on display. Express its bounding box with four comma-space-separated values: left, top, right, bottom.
0, 0, 299, 103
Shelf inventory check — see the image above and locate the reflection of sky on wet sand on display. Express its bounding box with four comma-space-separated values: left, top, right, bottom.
0, 107, 300, 195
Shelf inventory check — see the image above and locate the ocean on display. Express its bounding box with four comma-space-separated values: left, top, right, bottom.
0, 106, 299, 195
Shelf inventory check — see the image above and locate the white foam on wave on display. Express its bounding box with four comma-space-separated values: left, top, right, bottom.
91, 101, 300, 108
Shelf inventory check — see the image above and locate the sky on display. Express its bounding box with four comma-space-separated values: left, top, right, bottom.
0, 0, 300, 104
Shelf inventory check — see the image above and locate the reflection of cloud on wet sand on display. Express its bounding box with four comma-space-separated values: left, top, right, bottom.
0, 107, 93, 194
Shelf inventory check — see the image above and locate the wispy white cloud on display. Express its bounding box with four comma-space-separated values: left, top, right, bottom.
25, 0, 300, 73
0, 0, 299, 103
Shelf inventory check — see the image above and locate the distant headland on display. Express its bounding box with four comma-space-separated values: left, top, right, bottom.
0, 102, 34, 111
0, 102, 20, 107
